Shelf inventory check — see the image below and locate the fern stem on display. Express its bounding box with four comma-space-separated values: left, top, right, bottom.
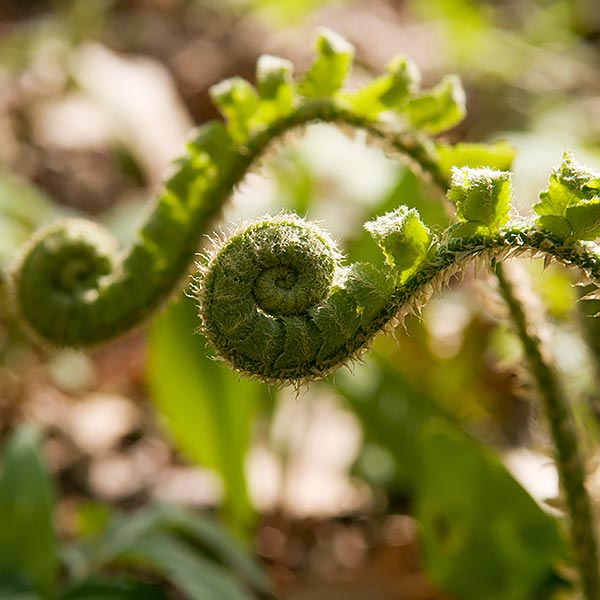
494, 262, 600, 600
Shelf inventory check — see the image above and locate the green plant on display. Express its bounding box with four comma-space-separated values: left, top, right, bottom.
6, 26, 600, 600
0, 425, 270, 600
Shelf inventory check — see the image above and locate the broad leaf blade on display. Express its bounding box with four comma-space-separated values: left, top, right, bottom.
336, 363, 566, 600
565, 200, 600, 240
417, 421, 566, 600
536, 215, 572, 240
0, 426, 57, 598
147, 296, 262, 531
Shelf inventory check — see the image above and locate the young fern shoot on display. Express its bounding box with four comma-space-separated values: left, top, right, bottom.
11, 27, 464, 347
192, 164, 600, 385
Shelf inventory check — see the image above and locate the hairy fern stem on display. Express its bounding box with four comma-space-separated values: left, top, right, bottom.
494, 263, 600, 600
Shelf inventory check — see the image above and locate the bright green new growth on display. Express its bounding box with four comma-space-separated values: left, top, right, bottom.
534, 151, 600, 241
405, 75, 466, 134
449, 166, 512, 228
299, 27, 354, 98
344, 56, 420, 118
364, 206, 431, 275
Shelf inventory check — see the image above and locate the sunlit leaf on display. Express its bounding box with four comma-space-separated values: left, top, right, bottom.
436, 141, 516, 178
345, 56, 420, 119
405, 75, 466, 134
534, 151, 600, 218
565, 200, 600, 240
448, 166, 512, 228
210, 77, 259, 141
534, 153, 600, 240
255, 54, 295, 121
365, 206, 431, 273
299, 28, 354, 99
535, 215, 572, 240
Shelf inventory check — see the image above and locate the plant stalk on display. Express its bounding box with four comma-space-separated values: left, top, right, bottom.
494, 262, 600, 600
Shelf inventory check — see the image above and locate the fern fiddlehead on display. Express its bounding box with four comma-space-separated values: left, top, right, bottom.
9, 28, 600, 598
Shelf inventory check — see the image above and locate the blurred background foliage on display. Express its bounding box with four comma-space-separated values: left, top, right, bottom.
3, 0, 600, 598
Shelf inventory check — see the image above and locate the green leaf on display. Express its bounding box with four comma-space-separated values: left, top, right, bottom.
536, 215, 572, 240
448, 166, 512, 228
151, 505, 269, 593
445, 220, 483, 238
0, 426, 57, 598
0, 572, 40, 600
566, 199, 600, 240
345, 56, 420, 119
121, 533, 255, 600
63, 504, 268, 595
534, 153, 600, 239
147, 296, 262, 532
255, 54, 295, 121
365, 206, 431, 272
534, 151, 600, 218
209, 77, 259, 142
405, 75, 466, 134
62, 508, 161, 579
417, 421, 566, 600
336, 363, 567, 600
364, 206, 431, 274
437, 141, 516, 179
299, 27, 354, 99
